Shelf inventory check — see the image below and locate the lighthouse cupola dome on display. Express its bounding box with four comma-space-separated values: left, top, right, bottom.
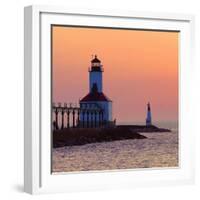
91, 55, 101, 63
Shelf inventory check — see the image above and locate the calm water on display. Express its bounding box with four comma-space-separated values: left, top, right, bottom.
117, 121, 178, 130
52, 122, 178, 173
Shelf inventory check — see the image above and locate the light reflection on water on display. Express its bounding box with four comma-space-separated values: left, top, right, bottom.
52, 125, 178, 173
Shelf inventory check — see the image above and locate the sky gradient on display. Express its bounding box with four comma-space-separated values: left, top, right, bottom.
52, 26, 179, 123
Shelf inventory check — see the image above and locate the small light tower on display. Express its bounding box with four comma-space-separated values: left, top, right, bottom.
146, 102, 152, 126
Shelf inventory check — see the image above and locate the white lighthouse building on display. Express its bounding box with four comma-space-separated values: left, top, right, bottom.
79, 55, 113, 127
146, 102, 152, 126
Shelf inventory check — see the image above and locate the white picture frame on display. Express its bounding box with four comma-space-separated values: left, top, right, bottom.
24, 5, 195, 194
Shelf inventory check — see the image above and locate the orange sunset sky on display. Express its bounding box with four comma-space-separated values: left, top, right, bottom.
52, 26, 178, 123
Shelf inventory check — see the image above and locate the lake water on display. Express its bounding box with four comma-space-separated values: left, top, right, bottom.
52, 122, 178, 173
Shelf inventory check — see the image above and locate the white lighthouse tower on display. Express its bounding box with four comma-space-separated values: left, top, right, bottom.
146, 102, 152, 126
79, 55, 113, 127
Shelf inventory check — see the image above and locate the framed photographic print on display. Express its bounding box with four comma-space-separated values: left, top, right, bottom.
24, 5, 195, 194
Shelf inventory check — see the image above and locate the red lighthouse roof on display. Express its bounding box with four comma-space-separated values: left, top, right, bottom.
80, 92, 111, 102
80, 83, 111, 102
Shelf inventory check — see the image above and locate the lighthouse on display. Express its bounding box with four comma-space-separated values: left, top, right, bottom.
79, 55, 113, 127
146, 102, 152, 126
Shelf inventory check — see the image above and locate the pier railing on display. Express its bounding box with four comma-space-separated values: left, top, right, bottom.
52, 103, 104, 130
